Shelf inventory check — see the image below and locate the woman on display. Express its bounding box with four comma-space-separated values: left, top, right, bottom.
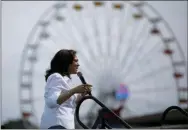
40, 49, 92, 129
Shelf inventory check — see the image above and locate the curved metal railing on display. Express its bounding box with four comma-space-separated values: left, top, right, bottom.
160, 106, 188, 129
75, 95, 132, 129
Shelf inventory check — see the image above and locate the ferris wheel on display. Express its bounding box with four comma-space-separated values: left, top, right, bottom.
19, 1, 187, 127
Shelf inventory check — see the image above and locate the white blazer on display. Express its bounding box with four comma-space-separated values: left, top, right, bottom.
40, 73, 77, 129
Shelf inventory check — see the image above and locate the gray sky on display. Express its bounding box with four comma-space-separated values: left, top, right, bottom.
2, 1, 187, 126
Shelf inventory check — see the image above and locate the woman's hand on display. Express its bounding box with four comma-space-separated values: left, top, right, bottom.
75, 92, 88, 104
72, 84, 92, 94
57, 84, 92, 105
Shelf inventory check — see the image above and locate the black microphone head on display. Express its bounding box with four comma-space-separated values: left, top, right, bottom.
77, 71, 92, 95
77, 72, 83, 77
77, 71, 87, 84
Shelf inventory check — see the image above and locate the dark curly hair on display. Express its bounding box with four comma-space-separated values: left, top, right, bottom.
45, 49, 76, 81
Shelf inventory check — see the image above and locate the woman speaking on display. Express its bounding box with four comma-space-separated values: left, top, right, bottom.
40, 49, 92, 129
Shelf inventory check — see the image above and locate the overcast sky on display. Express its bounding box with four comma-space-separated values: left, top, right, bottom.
2, 1, 187, 126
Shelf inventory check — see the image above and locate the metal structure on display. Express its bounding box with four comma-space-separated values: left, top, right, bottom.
75, 96, 188, 129
19, 1, 187, 127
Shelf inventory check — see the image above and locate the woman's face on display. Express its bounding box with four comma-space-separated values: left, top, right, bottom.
68, 56, 79, 74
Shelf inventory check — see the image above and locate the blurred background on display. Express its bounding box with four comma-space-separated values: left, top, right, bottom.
1, 1, 188, 129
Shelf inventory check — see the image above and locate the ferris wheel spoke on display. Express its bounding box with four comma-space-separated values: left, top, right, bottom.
116, 7, 142, 59
104, 5, 114, 69
66, 13, 102, 73
111, 9, 127, 66
131, 86, 174, 94
126, 25, 156, 66
111, 4, 132, 69
117, 4, 132, 47
120, 21, 149, 68
128, 97, 165, 108
108, 15, 119, 59
130, 90, 176, 104
56, 17, 99, 74
69, 12, 91, 51
97, 3, 112, 68
92, 5, 110, 70
53, 24, 94, 71
128, 71, 175, 93
40, 36, 61, 53
78, 64, 97, 81
118, 4, 131, 47
61, 21, 86, 50
137, 40, 163, 64
131, 94, 167, 102
122, 35, 159, 77
103, 4, 110, 59
118, 25, 138, 65
116, 12, 145, 62
93, 14, 109, 71
128, 98, 171, 112
123, 42, 162, 79
125, 43, 165, 80
106, 11, 112, 60
127, 60, 173, 85
97, 10, 107, 59
54, 22, 78, 48
119, 18, 149, 65
121, 26, 151, 76
77, 9, 101, 70
91, 7, 102, 60
55, 12, 85, 49
126, 65, 172, 85
47, 22, 75, 48
46, 31, 68, 50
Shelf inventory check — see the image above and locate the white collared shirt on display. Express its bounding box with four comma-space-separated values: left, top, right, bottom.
40, 73, 77, 129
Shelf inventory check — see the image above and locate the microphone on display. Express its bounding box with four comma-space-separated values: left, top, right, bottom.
77, 72, 91, 95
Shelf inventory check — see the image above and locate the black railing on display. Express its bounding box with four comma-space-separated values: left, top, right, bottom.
75, 95, 132, 129
160, 106, 188, 129
75, 95, 188, 129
